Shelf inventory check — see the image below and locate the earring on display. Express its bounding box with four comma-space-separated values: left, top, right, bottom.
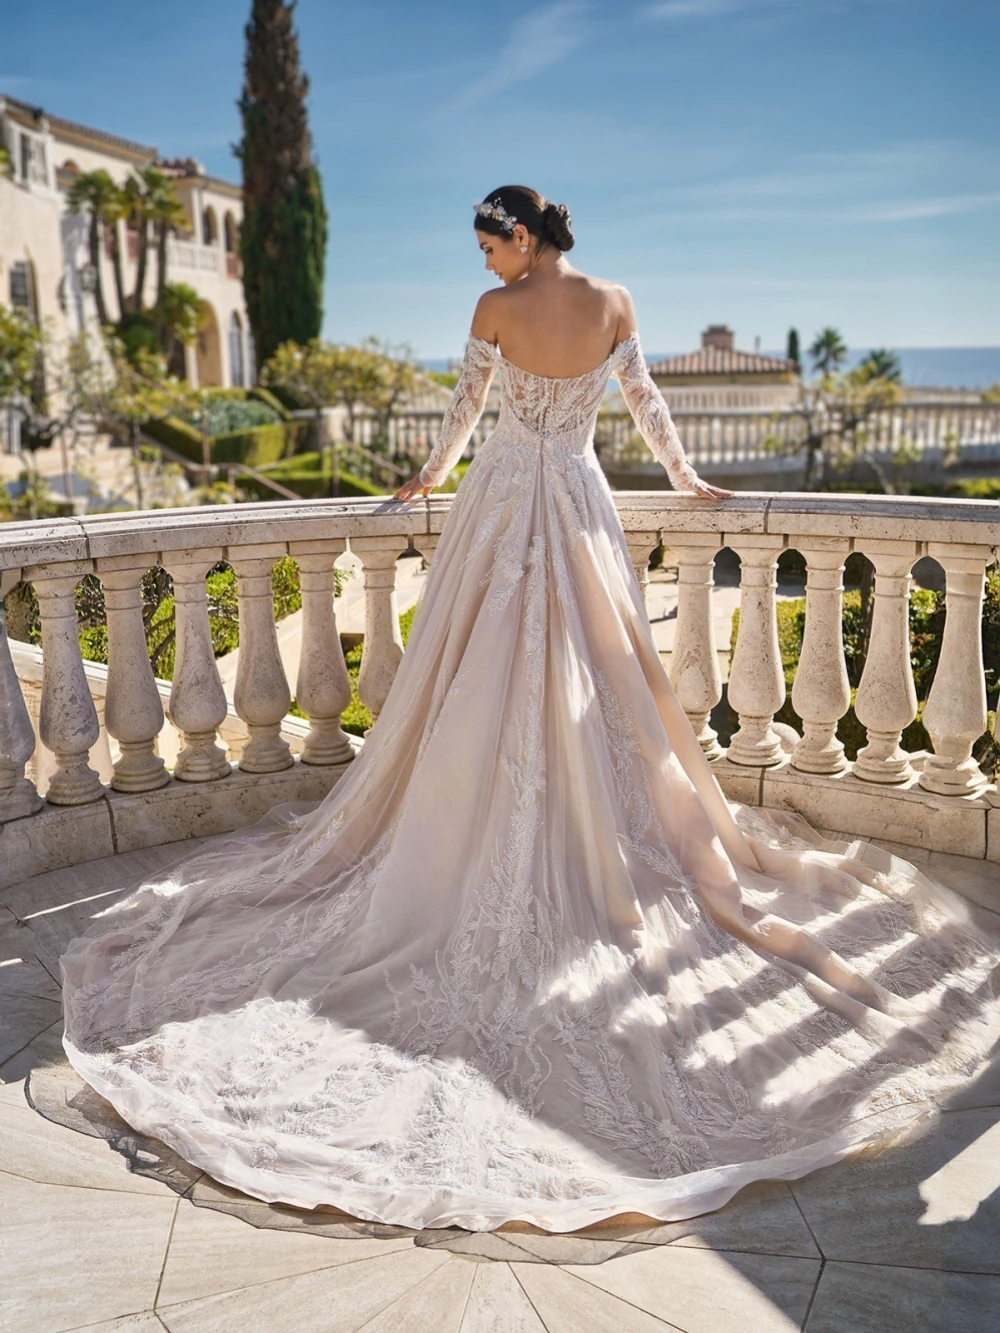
519, 245, 528, 253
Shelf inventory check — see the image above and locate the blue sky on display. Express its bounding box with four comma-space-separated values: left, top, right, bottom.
4, 0, 998, 358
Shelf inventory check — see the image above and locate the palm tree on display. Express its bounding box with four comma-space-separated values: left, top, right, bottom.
67, 169, 122, 328
146, 176, 189, 302
857, 347, 902, 384
124, 166, 188, 310
808, 327, 848, 377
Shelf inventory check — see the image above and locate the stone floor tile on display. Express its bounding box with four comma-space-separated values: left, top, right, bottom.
562, 1181, 821, 1259
924, 850, 1000, 916
804, 1260, 1000, 1333
790, 1105, 1000, 1272
157, 1248, 451, 1333
63, 1316, 166, 1332
868, 837, 931, 864
0, 1170, 176, 1333
496, 1231, 639, 1265
512, 1262, 681, 1332
0, 1017, 65, 1090
0, 993, 63, 1065
157, 1199, 414, 1306
0, 1095, 176, 1196
418, 1229, 545, 1262
459, 1264, 548, 1332
0, 906, 61, 1000
356, 1258, 475, 1332
562, 1245, 819, 1333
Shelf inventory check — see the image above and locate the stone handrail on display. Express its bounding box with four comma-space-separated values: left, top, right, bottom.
1, 492, 997, 889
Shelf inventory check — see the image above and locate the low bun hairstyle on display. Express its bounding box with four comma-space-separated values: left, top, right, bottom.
474, 185, 575, 253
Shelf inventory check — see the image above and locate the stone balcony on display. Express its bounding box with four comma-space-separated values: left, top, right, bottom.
2, 491, 999, 1332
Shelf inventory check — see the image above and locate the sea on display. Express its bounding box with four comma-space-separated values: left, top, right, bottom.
421, 347, 1000, 391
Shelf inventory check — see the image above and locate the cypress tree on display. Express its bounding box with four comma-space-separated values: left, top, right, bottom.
238, 0, 327, 369
786, 327, 800, 366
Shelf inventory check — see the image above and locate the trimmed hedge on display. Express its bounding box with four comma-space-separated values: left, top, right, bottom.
240, 455, 384, 500
143, 415, 307, 467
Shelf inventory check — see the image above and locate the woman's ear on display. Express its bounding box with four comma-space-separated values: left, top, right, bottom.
513, 223, 530, 249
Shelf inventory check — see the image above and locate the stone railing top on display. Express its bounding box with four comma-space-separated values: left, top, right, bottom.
0, 492, 998, 576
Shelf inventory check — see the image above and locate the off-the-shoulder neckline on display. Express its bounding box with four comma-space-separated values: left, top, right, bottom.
468, 330, 639, 382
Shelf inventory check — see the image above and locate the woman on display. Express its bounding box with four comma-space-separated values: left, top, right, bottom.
61, 186, 1000, 1234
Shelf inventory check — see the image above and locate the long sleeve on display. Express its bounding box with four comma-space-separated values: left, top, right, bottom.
613, 333, 702, 494
419, 335, 500, 488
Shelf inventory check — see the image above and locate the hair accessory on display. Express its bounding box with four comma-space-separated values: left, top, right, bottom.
473, 196, 518, 233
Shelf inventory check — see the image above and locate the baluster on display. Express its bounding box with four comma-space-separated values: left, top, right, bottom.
0, 570, 42, 821
290, 541, 355, 765
726, 538, 786, 767
919, 543, 991, 796
790, 540, 852, 773
668, 536, 724, 759
350, 535, 407, 731
165, 554, 230, 782
231, 546, 293, 773
623, 530, 659, 611
27, 562, 103, 804
852, 542, 919, 783
99, 558, 169, 792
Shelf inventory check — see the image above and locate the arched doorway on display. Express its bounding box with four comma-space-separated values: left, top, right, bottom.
202, 207, 218, 247
196, 302, 222, 386
228, 311, 245, 387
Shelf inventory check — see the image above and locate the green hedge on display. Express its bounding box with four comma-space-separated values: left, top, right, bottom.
143, 415, 306, 467
239, 455, 384, 500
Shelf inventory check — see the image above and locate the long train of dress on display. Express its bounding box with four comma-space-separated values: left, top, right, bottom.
60, 332, 1000, 1232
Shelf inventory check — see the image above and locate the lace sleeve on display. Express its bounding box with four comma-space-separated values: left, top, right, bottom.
613, 333, 701, 493
418, 335, 500, 488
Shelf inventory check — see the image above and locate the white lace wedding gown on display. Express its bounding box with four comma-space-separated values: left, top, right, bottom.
61, 331, 1000, 1232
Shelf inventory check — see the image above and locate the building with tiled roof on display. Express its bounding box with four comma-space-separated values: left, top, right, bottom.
646, 325, 801, 411
0, 93, 251, 405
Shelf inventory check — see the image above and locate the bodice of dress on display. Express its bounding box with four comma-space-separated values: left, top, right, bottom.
418, 331, 702, 493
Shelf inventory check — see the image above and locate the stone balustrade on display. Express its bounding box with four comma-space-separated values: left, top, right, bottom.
0, 492, 997, 891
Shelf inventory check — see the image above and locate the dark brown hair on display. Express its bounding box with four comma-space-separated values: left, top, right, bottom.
473, 185, 574, 252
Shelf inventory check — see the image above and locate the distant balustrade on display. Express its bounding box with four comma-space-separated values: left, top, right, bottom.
0, 493, 997, 889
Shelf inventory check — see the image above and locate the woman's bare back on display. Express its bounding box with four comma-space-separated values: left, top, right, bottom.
471, 266, 634, 380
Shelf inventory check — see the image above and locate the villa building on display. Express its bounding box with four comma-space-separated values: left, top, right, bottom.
646, 324, 800, 412
0, 94, 252, 399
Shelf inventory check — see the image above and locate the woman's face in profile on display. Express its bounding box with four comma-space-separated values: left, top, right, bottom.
476, 228, 527, 286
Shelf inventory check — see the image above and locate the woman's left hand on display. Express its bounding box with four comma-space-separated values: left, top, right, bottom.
393, 473, 434, 502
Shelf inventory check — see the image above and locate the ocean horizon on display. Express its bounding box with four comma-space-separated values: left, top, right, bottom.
421, 346, 1000, 391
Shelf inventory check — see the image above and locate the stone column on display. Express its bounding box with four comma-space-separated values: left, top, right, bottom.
289, 541, 355, 766
26, 561, 103, 804
99, 558, 169, 792
350, 535, 407, 730
726, 537, 786, 767
919, 542, 992, 796
0, 569, 42, 821
667, 535, 724, 760
231, 546, 293, 773
853, 541, 919, 784
165, 553, 230, 782
623, 530, 660, 613
791, 539, 852, 774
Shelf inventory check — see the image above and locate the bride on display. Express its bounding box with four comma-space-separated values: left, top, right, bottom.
61, 185, 1000, 1234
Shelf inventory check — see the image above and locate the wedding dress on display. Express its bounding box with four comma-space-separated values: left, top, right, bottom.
61, 330, 1000, 1233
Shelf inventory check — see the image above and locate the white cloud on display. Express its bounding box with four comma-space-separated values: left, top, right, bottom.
643, 0, 786, 20
434, 2, 592, 117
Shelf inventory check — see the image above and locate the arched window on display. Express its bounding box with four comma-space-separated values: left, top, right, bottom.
223, 213, 237, 254
228, 311, 245, 387
202, 206, 218, 247
245, 329, 256, 386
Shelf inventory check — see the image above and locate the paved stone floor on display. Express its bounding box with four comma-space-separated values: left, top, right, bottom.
2, 835, 998, 1333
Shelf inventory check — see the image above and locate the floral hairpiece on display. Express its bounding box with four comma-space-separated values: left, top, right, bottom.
473, 197, 518, 233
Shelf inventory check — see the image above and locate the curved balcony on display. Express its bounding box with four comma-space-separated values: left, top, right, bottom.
1, 492, 997, 893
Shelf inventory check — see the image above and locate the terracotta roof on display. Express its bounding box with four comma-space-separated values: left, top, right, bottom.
648, 346, 799, 376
